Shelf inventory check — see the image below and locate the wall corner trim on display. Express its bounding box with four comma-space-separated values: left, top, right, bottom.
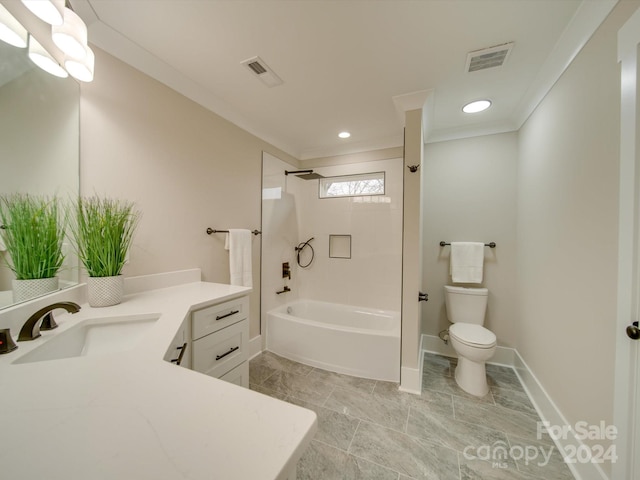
399, 366, 422, 394
249, 334, 263, 360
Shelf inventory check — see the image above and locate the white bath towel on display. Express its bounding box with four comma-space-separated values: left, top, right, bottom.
450, 242, 484, 284
225, 229, 252, 287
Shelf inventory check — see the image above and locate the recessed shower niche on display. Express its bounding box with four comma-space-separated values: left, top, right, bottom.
329, 235, 351, 259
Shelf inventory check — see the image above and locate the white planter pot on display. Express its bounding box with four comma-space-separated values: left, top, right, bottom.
12, 277, 59, 303
87, 275, 124, 307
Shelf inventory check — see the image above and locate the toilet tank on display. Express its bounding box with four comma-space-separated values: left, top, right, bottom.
444, 285, 488, 325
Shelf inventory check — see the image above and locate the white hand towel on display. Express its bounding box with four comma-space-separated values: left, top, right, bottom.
224, 229, 252, 287
450, 242, 484, 284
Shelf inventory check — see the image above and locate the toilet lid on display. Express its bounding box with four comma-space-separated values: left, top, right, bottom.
450, 323, 496, 347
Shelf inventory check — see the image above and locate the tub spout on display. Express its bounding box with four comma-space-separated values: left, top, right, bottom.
276, 286, 291, 295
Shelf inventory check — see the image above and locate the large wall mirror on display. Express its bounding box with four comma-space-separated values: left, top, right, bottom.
0, 20, 80, 309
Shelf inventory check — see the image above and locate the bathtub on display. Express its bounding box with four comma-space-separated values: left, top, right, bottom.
266, 300, 400, 382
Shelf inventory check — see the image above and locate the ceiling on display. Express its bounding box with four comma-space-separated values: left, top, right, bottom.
70, 0, 617, 160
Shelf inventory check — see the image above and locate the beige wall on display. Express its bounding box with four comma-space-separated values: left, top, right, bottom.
421, 133, 518, 346
79, 48, 297, 338
517, 1, 639, 465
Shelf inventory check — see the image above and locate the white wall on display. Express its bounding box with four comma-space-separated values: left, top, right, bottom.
421, 133, 518, 346
80, 48, 298, 339
515, 2, 638, 466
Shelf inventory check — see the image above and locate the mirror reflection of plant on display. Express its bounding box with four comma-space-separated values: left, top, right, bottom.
70, 196, 140, 278
0, 194, 65, 280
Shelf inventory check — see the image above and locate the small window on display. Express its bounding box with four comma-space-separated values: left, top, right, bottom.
319, 172, 385, 199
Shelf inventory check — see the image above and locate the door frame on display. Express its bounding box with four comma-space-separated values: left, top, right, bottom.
613, 6, 640, 479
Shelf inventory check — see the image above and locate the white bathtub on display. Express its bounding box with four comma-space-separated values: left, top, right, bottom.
266, 299, 400, 382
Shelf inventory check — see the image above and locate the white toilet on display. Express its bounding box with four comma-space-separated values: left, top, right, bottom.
444, 285, 496, 397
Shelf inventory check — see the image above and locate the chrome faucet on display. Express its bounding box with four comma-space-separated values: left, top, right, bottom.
18, 302, 81, 342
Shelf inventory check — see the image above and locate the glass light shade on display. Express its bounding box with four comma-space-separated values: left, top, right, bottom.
462, 100, 492, 114
28, 35, 68, 78
0, 4, 28, 48
21, 0, 64, 25
65, 45, 94, 82
52, 8, 88, 59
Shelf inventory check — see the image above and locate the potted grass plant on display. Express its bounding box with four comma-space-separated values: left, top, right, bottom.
70, 196, 140, 307
0, 194, 65, 303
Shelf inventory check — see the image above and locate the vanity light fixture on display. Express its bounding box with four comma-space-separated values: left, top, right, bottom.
52, 7, 88, 59
20, 0, 64, 26
65, 44, 94, 82
28, 34, 68, 78
338, 131, 351, 139
462, 99, 492, 114
0, 4, 28, 48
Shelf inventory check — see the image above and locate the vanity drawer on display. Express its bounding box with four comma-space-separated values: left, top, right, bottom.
219, 361, 249, 388
192, 320, 248, 379
192, 296, 248, 340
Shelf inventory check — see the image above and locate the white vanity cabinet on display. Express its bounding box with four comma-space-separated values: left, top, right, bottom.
164, 317, 192, 369
190, 294, 250, 387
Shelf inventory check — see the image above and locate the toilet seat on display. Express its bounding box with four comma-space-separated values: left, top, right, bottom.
449, 323, 496, 348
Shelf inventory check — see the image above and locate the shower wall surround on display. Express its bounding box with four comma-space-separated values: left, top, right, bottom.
262, 153, 403, 317
297, 159, 403, 311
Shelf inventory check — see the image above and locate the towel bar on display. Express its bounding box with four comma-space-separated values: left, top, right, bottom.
440, 241, 496, 248
206, 228, 261, 236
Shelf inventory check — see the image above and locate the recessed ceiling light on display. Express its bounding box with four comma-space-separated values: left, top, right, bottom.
462, 100, 492, 114
338, 131, 351, 139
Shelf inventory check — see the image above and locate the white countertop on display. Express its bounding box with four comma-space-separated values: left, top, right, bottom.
0, 282, 317, 480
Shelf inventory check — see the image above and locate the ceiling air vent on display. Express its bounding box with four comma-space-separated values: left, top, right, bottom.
241, 56, 283, 87
465, 42, 514, 73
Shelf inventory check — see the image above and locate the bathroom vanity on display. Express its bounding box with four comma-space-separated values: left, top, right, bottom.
166, 294, 251, 387
0, 276, 316, 480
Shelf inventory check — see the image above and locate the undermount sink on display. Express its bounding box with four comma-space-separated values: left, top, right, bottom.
13, 313, 160, 364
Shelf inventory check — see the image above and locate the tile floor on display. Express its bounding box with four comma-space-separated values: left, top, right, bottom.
249, 352, 575, 480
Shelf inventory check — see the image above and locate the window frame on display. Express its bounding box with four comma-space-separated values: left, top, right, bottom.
318, 171, 386, 199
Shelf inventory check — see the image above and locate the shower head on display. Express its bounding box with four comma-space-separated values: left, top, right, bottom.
296, 172, 325, 180
284, 169, 325, 180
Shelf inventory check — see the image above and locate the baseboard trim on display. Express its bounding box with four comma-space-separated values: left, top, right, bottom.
420, 334, 610, 480
513, 352, 609, 480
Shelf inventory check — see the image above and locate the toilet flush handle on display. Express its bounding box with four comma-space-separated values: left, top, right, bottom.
418, 292, 428, 302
